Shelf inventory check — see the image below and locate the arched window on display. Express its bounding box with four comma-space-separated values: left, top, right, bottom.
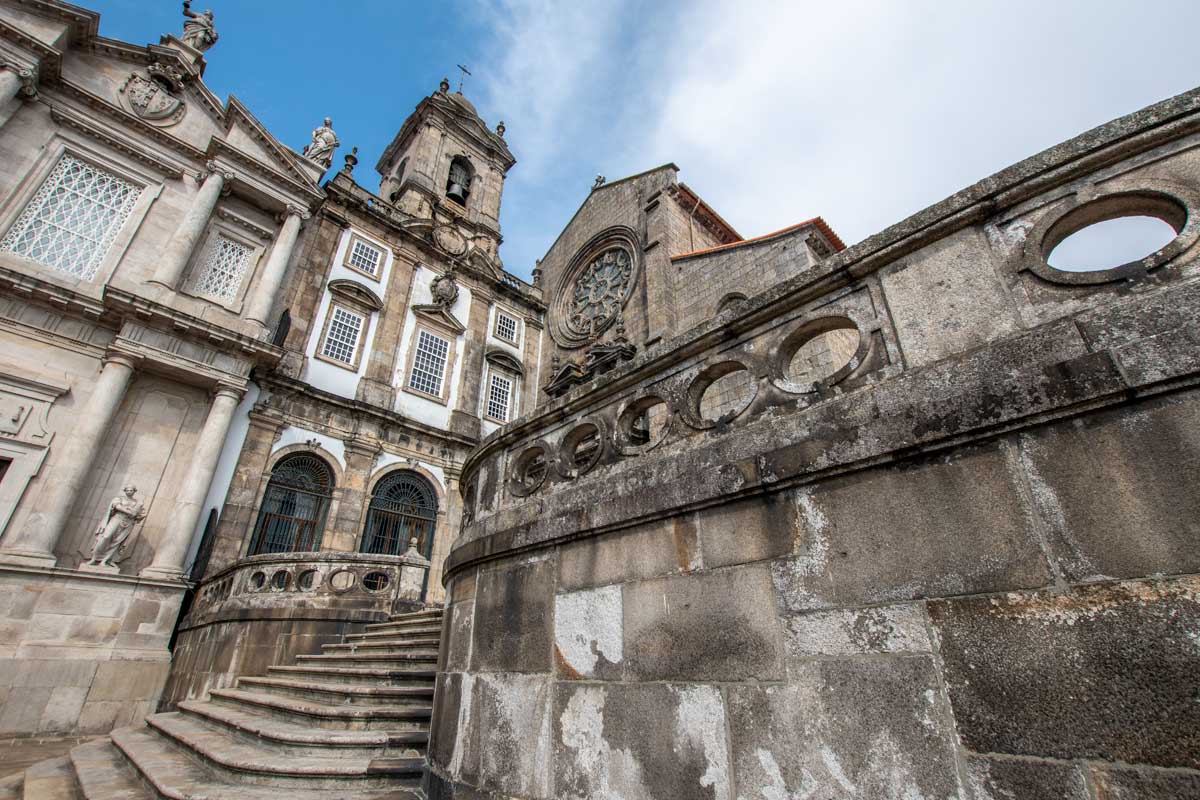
361, 471, 438, 557
446, 156, 473, 206
249, 454, 333, 555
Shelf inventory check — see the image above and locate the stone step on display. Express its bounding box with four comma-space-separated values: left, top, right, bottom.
235, 676, 434, 707
176, 701, 428, 760
209, 688, 431, 731
0, 774, 20, 800
108, 726, 416, 799
322, 636, 441, 652
266, 664, 437, 687
355, 621, 443, 636
145, 713, 423, 790
20, 756, 80, 799
379, 609, 444, 624
293, 651, 439, 670
69, 739, 152, 800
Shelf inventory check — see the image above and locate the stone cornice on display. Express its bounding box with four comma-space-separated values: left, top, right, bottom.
206, 136, 322, 206
49, 104, 187, 177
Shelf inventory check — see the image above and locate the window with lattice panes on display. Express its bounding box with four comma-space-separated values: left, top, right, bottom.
494, 309, 520, 344
184, 233, 253, 303
486, 371, 514, 422
346, 236, 382, 277
409, 329, 450, 397
0, 154, 142, 281
320, 305, 365, 366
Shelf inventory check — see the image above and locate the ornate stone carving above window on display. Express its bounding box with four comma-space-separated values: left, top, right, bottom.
117, 65, 187, 127
550, 226, 641, 349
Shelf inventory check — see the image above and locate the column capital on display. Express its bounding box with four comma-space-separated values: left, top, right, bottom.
102, 350, 142, 371
284, 203, 311, 221
213, 381, 245, 402
203, 160, 236, 182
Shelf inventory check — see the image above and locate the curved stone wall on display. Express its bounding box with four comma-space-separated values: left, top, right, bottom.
430, 87, 1200, 799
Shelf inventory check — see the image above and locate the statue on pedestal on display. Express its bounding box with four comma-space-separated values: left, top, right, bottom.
181, 1, 218, 52
87, 485, 147, 568
302, 117, 339, 168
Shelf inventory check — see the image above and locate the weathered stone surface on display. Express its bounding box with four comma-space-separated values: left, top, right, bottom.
964, 755, 1090, 800
554, 585, 623, 680
1016, 393, 1200, 582
781, 603, 931, 661
1090, 765, 1200, 799
444, 598, 475, 673
726, 658, 961, 800
930, 577, 1200, 768
623, 563, 783, 682
770, 443, 1052, 613
554, 682, 731, 800
694, 492, 794, 570
472, 557, 555, 673
557, 516, 699, 592
475, 673, 553, 797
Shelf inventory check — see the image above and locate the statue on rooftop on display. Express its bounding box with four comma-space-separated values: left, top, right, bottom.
302, 117, 339, 168
87, 485, 147, 568
181, 1, 218, 52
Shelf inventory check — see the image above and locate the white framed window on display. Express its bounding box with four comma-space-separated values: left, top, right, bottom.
408, 329, 450, 397
486, 372, 513, 422
184, 233, 253, 303
320, 305, 365, 367
0, 154, 142, 281
494, 309, 520, 345
345, 235, 383, 278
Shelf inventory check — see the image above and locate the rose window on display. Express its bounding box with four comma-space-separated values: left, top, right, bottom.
566, 248, 632, 338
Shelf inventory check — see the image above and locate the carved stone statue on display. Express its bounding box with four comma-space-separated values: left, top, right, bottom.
88, 485, 147, 567
302, 117, 339, 168
181, 1, 218, 52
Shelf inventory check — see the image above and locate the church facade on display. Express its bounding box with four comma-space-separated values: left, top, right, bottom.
2, 2, 1200, 800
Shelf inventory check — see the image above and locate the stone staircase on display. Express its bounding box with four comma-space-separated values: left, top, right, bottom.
0, 608, 443, 799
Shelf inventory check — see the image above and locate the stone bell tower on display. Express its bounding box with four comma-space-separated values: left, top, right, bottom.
375, 77, 515, 262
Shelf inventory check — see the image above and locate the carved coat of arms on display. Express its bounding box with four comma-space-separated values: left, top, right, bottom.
119, 67, 186, 126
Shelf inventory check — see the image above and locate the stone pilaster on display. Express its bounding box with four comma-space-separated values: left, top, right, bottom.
0, 352, 138, 567
356, 250, 417, 408
325, 438, 380, 552
152, 163, 233, 288
205, 410, 284, 575
141, 383, 244, 580
448, 291, 490, 438
245, 205, 308, 328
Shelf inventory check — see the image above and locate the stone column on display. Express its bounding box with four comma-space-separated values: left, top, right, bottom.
0, 63, 36, 129
245, 205, 308, 328
205, 410, 284, 574
0, 353, 137, 567
448, 292, 491, 438
151, 163, 233, 289
140, 384, 243, 580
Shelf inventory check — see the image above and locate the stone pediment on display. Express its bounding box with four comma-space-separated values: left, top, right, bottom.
411, 304, 466, 334
485, 348, 523, 375
328, 279, 383, 311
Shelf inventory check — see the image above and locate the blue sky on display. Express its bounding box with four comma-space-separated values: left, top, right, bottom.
87, 1, 1200, 281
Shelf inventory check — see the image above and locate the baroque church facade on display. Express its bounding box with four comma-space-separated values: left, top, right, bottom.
4, 2, 1200, 800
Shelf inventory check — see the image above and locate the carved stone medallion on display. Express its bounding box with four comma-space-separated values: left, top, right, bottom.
118, 69, 186, 127
433, 224, 467, 256
429, 270, 460, 309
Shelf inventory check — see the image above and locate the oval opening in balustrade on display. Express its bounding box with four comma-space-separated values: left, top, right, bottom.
297, 569, 318, 591
249, 571, 266, 591
362, 571, 390, 592
329, 569, 356, 593
781, 320, 860, 388
1047, 215, 1177, 272
270, 570, 291, 591
561, 422, 602, 477
618, 396, 670, 449
510, 446, 549, 495
694, 362, 755, 424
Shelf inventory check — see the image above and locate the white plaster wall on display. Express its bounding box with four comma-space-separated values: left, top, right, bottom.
300, 227, 392, 399
485, 303, 524, 357
392, 266, 472, 428
272, 425, 347, 471
183, 382, 260, 572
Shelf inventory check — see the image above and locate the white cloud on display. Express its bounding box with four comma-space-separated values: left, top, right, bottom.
477, 0, 1200, 279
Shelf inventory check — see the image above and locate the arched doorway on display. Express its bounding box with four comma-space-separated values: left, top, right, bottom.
248, 453, 333, 555
360, 470, 438, 560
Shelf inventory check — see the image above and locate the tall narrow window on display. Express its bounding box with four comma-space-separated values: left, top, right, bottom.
486, 372, 513, 422
361, 471, 437, 560
409, 329, 450, 397
184, 233, 252, 302
1, 154, 142, 280
345, 236, 382, 277
494, 310, 520, 345
250, 454, 333, 555
320, 305, 365, 367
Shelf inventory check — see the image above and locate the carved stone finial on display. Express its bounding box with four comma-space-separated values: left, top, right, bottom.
342, 146, 359, 174
302, 117, 338, 168
531, 259, 543, 287
180, 1, 218, 52
439, 76, 450, 93
593, 175, 606, 189
496, 120, 506, 138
